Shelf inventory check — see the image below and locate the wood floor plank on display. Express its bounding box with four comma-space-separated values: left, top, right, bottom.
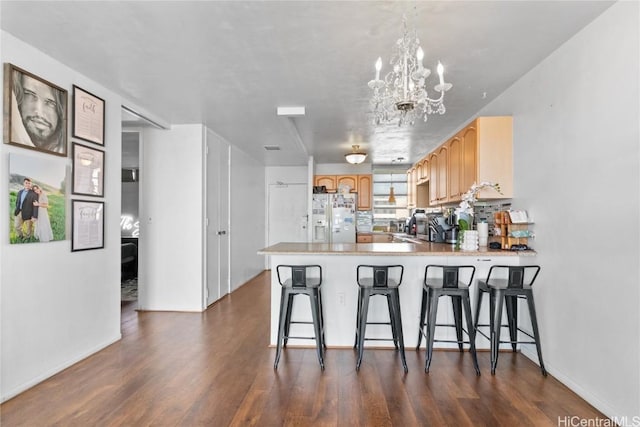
1, 271, 606, 426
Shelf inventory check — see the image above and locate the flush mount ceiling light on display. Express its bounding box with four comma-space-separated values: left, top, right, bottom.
345, 145, 367, 164
368, 14, 452, 126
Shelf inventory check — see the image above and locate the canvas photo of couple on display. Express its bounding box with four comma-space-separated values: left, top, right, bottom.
9, 153, 66, 244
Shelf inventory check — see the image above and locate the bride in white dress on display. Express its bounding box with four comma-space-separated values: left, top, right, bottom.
32, 185, 53, 243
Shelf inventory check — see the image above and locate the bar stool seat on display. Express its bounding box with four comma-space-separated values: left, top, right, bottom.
354, 264, 407, 373
473, 265, 547, 376
274, 265, 325, 370
417, 265, 480, 375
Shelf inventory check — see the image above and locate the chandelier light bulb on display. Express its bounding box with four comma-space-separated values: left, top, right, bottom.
437, 61, 444, 85
416, 46, 424, 67
375, 57, 382, 81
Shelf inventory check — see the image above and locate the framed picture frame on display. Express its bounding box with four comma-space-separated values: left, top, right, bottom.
3, 63, 68, 157
72, 85, 105, 146
71, 199, 104, 252
72, 142, 105, 197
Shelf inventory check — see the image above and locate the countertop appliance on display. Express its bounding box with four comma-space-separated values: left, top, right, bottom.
405, 209, 426, 235
312, 193, 357, 243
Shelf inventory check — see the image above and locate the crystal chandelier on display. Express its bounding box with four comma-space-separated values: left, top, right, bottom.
368, 16, 452, 126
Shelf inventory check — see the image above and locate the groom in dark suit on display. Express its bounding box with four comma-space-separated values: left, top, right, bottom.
14, 177, 39, 240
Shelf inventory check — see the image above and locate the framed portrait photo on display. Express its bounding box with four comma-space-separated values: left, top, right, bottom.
72, 143, 104, 197
72, 85, 105, 146
3, 63, 68, 157
71, 199, 104, 252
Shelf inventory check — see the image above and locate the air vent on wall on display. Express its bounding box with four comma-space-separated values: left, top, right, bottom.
264, 145, 281, 151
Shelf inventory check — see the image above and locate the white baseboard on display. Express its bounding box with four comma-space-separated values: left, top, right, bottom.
1, 333, 122, 403
520, 347, 620, 419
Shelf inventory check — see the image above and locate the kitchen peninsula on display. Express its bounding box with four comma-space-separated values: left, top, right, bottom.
259, 241, 536, 350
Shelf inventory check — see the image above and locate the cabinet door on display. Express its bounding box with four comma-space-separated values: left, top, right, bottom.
429, 153, 438, 205
356, 174, 372, 211
314, 175, 337, 192
448, 136, 462, 201
421, 158, 430, 183
337, 175, 358, 193
407, 169, 415, 208
461, 124, 478, 194
437, 146, 448, 202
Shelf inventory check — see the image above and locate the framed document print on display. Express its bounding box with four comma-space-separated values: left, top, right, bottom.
71, 199, 104, 251
3, 63, 68, 156
72, 85, 105, 146
72, 143, 104, 197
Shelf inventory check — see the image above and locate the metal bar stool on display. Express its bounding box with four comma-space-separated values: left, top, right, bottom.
274, 265, 325, 370
354, 264, 407, 373
417, 265, 480, 375
473, 265, 546, 375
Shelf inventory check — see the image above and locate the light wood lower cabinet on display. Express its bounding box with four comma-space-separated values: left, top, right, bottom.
356, 234, 373, 243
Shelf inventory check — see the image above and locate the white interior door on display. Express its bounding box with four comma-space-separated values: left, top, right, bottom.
206, 133, 230, 307
268, 183, 308, 245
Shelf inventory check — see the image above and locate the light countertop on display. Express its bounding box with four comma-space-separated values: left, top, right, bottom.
258, 242, 536, 257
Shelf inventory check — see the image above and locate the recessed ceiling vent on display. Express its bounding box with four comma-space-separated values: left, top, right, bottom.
264, 145, 281, 151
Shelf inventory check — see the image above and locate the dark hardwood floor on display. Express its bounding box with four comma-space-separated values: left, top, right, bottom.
1, 271, 604, 426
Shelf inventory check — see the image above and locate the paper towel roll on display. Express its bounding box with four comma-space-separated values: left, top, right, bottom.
477, 222, 489, 246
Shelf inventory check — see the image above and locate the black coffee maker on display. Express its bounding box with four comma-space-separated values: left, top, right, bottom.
405, 209, 426, 235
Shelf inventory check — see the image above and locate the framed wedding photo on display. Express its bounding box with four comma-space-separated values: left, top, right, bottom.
3, 63, 68, 157
71, 199, 104, 252
72, 142, 105, 197
72, 85, 105, 146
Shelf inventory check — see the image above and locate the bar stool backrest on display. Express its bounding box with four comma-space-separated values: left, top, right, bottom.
357, 265, 404, 288
424, 265, 475, 288
485, 265, 541, 288
276, 265, 322, 288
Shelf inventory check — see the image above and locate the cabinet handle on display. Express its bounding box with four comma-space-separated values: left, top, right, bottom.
476, 258, 492, 262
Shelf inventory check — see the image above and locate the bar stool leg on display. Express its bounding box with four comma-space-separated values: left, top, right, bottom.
309, 290, 325, 370
274, 288, 290, 369
490, 289, 505, 375
525, 291, 547, 376
452, 295, 464, 352
283, 293, 295, 347
387, 295, 399, 350
416, 286, 428, 350
425, 290, 439, 373
356, 290, 371, 371
505, 295, 518, 352
391, 290, 408, 373
354, 287, 362, 349
462, 292, 481, 376
473, 286, 485, 333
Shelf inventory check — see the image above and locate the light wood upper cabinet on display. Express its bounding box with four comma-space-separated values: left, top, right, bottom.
476, 117, 513, 198
437, 145, 448, 203
314, 175, 337, 192
461, 124, 478, 194
447, 136, 463, 201
462, 117, 513, 199
407, 168, 416, 208
337, 175, 358, 193
429, 153, 438, 205
356, 174, 372, 211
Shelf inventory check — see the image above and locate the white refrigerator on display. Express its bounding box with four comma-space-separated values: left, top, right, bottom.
312, 193, 357, 243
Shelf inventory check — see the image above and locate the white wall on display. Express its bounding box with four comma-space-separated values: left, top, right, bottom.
229, 146, 265, 291
138, 125, 205, 311
478, 2, 639, 418
0, 31, 121, 400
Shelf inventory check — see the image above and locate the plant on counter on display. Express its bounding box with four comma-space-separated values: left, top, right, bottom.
455, 182, 502, 247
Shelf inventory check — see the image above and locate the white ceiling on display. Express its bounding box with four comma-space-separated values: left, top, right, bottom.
0, 1, 613, 166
